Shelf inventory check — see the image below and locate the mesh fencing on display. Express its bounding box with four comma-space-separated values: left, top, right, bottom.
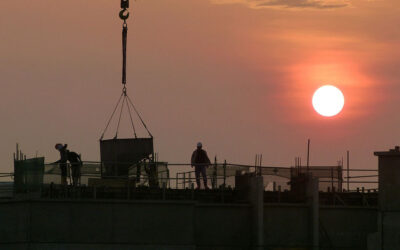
10, 158, 374, 192
176, 163, 251, 189
14, 157, 44, 193
44, 161, 168, 188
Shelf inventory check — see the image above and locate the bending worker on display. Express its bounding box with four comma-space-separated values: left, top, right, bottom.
191, 142, 211, 190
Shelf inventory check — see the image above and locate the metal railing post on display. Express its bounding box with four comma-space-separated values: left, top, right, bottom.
167, 168, 170, 188
223, 160, 227, 188
162, 182, 166, 200
213, 157, 217, 189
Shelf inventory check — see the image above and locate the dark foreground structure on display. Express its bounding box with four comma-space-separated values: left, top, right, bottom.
1, 147, 399, 250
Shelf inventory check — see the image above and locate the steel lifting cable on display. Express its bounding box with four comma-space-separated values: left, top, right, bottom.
100, 92, 124, 140
100, 0, 152, 140
126, 95, 153, 138
120, 0, 129, 86
115, 96, 127, 139
125, 98, 138, 138
122, 23, 127, 85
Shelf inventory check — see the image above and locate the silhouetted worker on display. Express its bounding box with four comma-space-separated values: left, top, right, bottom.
53, 143, 68, 185
67, 150, 82, 187
191, 142, 211, 190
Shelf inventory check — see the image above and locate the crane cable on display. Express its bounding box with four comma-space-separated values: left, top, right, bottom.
100, 0, 152, 140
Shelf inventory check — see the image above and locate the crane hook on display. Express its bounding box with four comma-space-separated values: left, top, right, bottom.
119, 9, 129, 20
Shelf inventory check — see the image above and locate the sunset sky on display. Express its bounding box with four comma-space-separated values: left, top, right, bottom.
1, 0, 400, 174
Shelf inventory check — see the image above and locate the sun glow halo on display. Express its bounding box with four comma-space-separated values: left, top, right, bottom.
312, 85, 344, 117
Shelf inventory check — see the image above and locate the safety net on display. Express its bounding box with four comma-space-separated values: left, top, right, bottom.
14, 157, 44, 193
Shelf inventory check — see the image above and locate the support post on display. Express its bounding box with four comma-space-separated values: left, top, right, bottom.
249, 175, 264, 250
374, 147, 400, 249
306, 175, 319, 250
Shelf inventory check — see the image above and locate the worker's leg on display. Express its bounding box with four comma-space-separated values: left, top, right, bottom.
201, 166, 208, 189
60, 164, 67, 186
194, 166, 201, 189
71, 165, 78, 186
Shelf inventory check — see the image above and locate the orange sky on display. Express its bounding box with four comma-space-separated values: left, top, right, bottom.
1, 0, 400, 173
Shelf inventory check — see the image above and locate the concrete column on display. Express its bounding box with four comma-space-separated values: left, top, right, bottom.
374, 146, 400, 250
306, 175, 319, 250
249, 176, 264, 250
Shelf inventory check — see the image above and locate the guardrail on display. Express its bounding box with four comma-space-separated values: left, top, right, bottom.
5, 159, 380, 192
0, 173, 14, 198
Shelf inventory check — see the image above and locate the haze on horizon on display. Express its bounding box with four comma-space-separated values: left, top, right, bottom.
1, 0, 400, 173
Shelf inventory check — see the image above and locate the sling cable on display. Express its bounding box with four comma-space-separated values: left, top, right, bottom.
100, 0, 152, 140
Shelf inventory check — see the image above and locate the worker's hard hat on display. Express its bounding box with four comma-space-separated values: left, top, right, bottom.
197, 142, 202, 148
55, 143, 63, 150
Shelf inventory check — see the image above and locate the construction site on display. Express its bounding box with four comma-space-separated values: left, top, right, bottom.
2, 142, 398, 250
1, 1, 399, 250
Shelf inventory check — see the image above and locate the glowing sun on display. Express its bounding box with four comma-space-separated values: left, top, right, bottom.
312, 85, 344, 117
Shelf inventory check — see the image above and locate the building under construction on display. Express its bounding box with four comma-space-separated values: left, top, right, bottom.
0, 144, 398, 250
1, 1, 399, 250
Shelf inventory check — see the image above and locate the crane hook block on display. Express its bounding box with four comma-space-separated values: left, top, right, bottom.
119, 9, 130, 20
121, 0, 129, 9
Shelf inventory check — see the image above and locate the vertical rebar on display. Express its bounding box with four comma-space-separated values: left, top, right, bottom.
213, 157, 217, 189
255, 154, 258, 174
347, 150, 350, 192
307, 139, 310, 173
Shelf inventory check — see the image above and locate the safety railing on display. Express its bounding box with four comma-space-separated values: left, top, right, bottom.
258, 165, 378, 192
175, 162, 251, 189
43, 161, 169, 187
8, 158, 380, 193
42, 161, 379, 192
0, 173, 14, 198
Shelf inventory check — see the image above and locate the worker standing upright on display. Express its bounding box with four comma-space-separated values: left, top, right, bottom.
191, 142, 211, 190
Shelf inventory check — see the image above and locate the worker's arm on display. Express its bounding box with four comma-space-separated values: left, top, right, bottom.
191, 151, 196, 168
